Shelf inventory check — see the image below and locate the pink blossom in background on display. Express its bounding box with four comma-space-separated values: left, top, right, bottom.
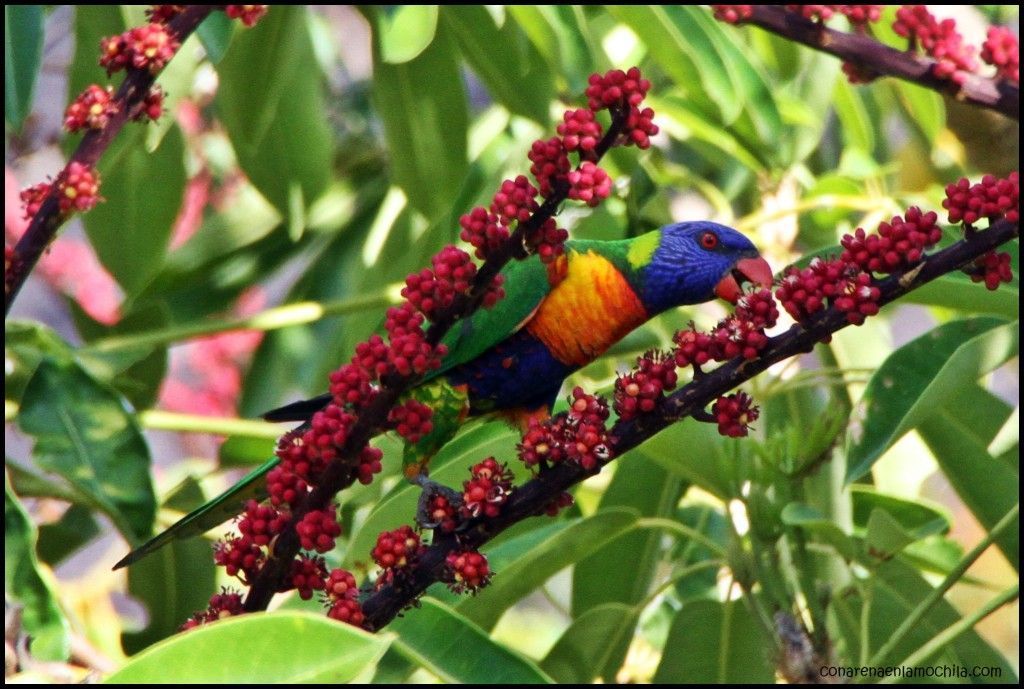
6, 166, 123, 324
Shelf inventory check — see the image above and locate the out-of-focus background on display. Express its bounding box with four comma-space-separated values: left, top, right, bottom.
5, 5, 1018, 683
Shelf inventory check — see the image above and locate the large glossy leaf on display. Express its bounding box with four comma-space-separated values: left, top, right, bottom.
919, 399, 1019, 568
83, 124, 186, 298
572, 452, 684, 615
216, 6, 332, 222
541, 603, 639, 683
195, 10, 234, 64
105, 612, 392, 683
607, 6, 736, 123
653, 599, 775, 683
389, 598, 552, 683
441, 6, 552, 124
5, 476, 71, 661
845, 317, 1017, 483
4, 5, 43, 129
368, 9, 468, 221
121, 474, 216, 656
378, 5, 438, 64
36, 504, 100, 566
455, 509, 641, 631
905, 262, 1019, 319
781, 503, 858, 562
637, 417, 733, 500
830, 558, 1017, 678
17, 359, 155, 543
850, 486, 951, 539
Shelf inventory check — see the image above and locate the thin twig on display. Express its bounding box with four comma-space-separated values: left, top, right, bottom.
737, 6, 1018, 120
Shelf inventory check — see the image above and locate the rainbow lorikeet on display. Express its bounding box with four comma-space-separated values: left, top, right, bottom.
115, 221, 771, 569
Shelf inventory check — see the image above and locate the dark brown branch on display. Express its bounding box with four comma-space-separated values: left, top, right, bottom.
738, 6, 1018, 121
241, 106, 633, 611
359, 218, 1020, 631
4, 6, 220, 315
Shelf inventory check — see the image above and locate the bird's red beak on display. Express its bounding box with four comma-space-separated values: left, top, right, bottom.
714, 256, 775, 303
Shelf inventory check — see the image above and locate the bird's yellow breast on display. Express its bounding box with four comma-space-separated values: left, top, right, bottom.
526, 250, 648, 366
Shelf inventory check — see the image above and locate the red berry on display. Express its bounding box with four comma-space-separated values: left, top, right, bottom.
388, 398, 434, 443
967, 251, 1014, 291
840, 207, 941, 274
20, 182, 52, 220
613, 350, 678, 421
982, 26, 1019, 83
459, 206, 510, 261
226, 5, 268, 27
133, 85, 166, 123
557, 109, 603, 152
124, 23, 180, 74
712, 391, 759, 438
943, 173, 1019, 226
372, 525, 423, 570
528, 137, 571, 198
491, 176, 539, 225
673, 325, 716, 369
286, 555, 328, 600
711, 5, 753, 24
461, 457, 514, 519
57, 162, 102, 213
64, 84, 118, 133
567, 161, 612, 207
445, 549, 491, 594
296, 507, 342, 553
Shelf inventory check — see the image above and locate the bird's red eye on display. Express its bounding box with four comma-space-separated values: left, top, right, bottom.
700, 231, 718, 250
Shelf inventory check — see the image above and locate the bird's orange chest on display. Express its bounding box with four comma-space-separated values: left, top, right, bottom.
526, 250, 648, 366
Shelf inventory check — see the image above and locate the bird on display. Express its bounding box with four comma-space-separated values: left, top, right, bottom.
114, 221, 772, 569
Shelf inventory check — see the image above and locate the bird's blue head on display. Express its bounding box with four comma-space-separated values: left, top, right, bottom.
634, 221, 773, 314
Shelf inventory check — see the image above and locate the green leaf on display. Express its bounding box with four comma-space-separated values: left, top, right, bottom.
218, 435, 277, 467
105, 612, 393, 683
850, 486, 951, 540
832, 79, 875, 153
345, 422, 518, 568
830, 558, 1017, 678
572, 452, 684, 616
216, 5, 332, 222
5, 476, 71, 661
904, 265, 1019, 320
389, 598, 552, 683
4, 5, 43, 129
4, 320, 75, 404
121, 535, 217, 654
864, 508, 915, 561
780, 503, 858, 561
846, 317, 1017, 483
919, 405, 1019, 568
17, 359, 156, 543
441, 6, 553, 124
637, 417, 733, 500
369, 10, 469, 221
455, 509, 641, 631
607, 6, 738, 123
195, 11, 234, 64
83, 124, 186, 298
653, 599, 775, 683
541, 603, 640, 683
891, 80, 945, 144
379, 5, 438, 63
37, 504, 100, 566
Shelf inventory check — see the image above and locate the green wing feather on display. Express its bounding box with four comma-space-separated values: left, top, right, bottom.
113, 457, 275, 569
431, 253, 553, 377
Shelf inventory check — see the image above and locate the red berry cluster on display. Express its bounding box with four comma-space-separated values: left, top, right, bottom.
296, 507, 342, 553
711, 5, 753, 24
982, 27, 1019, 84
181, 589, 245, 630
461, 458, 515, 519
567, 162, 612, 207
388, 398, 434, 443
100, 23, 181, 75
20, 182, 51, 221
840, 5, 883, 26
214, 535, 264, 582
238, 499, 288, 547
893, 5, 977, 83
967, 251, 1014, 291
287, 554, 328, 600
135, 85, 166, 123
225, 5, 269, 27
372, 525, 425, 589
528, 137, 572, 199
613, 350, 678, 421
775, 257, 880, 326
518, 387, 612, 471
670, 289, 779, 373
324, 568, 364, 627
57, 162, 102, 214
558, 109, 603, 152
786, 5, 837, 21
403, 246, 478, 320
445, 549, 491, 594
423, 493, 460, 532
64, 85, 118, 132
840, 207, 942, 274
712, 391, 760, 438
147, 5, 185, 24
943, 173, 1019, 227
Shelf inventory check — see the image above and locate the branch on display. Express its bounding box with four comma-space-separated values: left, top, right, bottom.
738, 5, 1018, 121
359, 218, 1019, 631
241, 106, 633, 611
4, 6, 219, 315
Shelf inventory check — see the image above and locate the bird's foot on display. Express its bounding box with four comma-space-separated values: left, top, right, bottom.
691, 408, 716, 424
412, 474, 465, 531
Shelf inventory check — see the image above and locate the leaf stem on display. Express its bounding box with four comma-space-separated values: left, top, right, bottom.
864, 503, 1019, 669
